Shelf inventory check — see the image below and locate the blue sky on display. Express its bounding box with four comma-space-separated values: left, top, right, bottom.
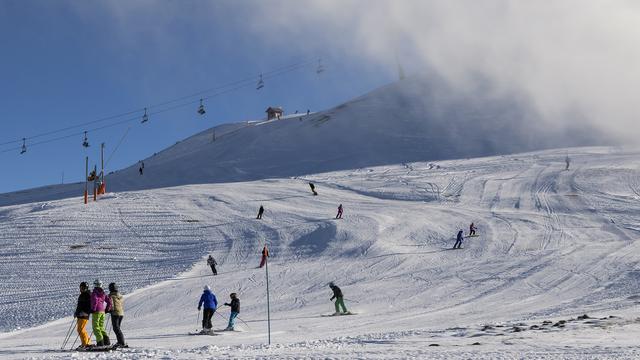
1, 1, 636, 193
0, 1, 399, 193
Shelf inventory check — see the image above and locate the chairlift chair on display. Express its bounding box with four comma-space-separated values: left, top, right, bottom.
141, 107, 149, 123
82, 131, 90, 148
256, 74, 264, 90
197, 99, 206, 115
20, 138, 26, 154
316, 58, 325, 74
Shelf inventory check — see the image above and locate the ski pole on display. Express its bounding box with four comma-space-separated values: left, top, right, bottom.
106, 313, 112, 336
61, 317, 75, 349
70, 332, 80, 350
216, 311, 228, 321
61, 318, 74, 349
344, 298, 360, 304
236, 316, 251, 330
196, 309, 201, 331
72, 328, 92, 350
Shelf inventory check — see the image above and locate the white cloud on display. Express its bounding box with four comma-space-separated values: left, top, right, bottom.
245, 0, 640, 142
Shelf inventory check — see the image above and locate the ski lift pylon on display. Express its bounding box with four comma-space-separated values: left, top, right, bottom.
82, 131, 90, 148
197, 98, 206, 115
141, 107, 149, 123
256, 73, 264, 90
316, 58, 325, 74
20, 138, 26, 154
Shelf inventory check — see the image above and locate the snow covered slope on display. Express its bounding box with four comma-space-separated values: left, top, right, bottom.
1, 146, 639, 359
0, 75, 606, 207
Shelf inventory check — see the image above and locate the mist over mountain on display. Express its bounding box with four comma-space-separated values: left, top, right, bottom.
0, 74, 607, 206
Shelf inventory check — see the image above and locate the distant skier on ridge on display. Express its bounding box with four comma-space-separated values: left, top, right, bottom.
256, 205, 264, 219
336, 204, 343, 219
309, 182, 317, 196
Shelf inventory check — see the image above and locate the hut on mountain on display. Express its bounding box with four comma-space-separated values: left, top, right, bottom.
266, 106, 284, 120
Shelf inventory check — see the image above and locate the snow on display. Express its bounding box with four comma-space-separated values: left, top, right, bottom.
1, 145, 640, 358
0, 76, 606, 208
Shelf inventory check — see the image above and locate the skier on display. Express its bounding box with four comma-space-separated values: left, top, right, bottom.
329, 282, 348, 315
90, 279, 112, 346
223, 293, 240, 331
256, 205, 264, 219
93, 173, 101, 199
74, 282, 92, 349
139, 161, 144, 175
309, 182, 317, 196
197, 285, 218, 333
453, 229, 464, 249
469, 222, 477, 236
336, 204, 343, 219
259, 245, 269, 268
207, 255, 218, 275
565, 154, 571, 171
108, 283, 127, 348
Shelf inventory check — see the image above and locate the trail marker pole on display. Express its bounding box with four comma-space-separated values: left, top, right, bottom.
100, 142, 105, 194
266, 254, 271, 345
84, 157, 88, 204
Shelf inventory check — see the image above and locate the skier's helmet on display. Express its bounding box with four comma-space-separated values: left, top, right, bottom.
230, 292, 237, 298
108, 282, 118, 292
204, 285, 211, 291
93, 279, 102, 288
329, 282, 335, 288
80, 282, 88, 290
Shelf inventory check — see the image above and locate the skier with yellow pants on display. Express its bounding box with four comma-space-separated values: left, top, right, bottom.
74, 282, 92, 349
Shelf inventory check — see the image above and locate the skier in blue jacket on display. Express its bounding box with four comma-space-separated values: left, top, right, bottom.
198, 285, 218, 332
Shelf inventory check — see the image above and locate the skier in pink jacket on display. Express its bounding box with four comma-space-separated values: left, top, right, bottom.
90, 279, 112, 347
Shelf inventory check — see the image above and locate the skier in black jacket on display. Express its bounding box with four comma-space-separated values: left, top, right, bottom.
74, 282, 92, 349
453, 229, 464, 249
329, 282, 348, 315
223, 293, 240, 330
207, 255, 217, 275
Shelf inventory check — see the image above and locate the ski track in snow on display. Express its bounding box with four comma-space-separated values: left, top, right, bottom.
1, 147, 640, 358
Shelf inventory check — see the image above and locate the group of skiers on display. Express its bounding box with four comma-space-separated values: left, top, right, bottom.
197, 286, 241, 334
73, 280, 126, 350
257, 203, 343, 220
194, 281, 348, 335
453, 223, 478, 249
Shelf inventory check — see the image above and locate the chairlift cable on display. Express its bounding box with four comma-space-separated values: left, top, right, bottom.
0, 57, 318, 147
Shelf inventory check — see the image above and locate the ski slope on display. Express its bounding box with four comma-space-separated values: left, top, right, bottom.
0, 75, 606, 208
1, 146, 640, 359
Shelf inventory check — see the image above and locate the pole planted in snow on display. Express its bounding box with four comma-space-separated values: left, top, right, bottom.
101, 142, 105, 193
266, 253, 271, 345
84, 156, 88, 204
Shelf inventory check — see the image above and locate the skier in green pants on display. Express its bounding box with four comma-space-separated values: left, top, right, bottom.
90, 279, 112, 346
329, 282, 348, 315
